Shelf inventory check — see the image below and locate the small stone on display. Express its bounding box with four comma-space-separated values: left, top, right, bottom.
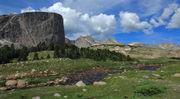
143, 75, 149, 79
31, 69, 36, 73
56, 76, 68, 83
152, 74, 160, 77
64, 96, 68, 98
82, 88, 87, 92
17, 80, 26, 88
174, 73, 180, 77
93, 81, 107, 86
118, 76, 127, 79
76, 81, 86, 87
54, 93, 61, 97
5, 80, 17, 88
0, 87, 7, 91
32, 96, 41, 99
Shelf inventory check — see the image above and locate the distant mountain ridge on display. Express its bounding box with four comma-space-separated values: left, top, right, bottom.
66, 36, 180, 51
67, 36, 123, 48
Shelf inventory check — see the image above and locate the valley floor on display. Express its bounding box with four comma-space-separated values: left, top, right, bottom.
0, 56, 180, 99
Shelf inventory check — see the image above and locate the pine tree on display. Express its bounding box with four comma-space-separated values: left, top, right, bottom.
46, 54, 50, 59
54, 45, 60, 58
33, 53, 39, 60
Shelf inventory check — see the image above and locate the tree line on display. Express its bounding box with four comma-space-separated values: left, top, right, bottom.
0, 43, 134, 64
53, 45, 133, 61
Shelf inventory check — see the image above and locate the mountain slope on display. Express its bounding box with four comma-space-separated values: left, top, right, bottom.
74, 36, 123, 48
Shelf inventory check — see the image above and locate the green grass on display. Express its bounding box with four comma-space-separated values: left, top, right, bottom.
0, 81, 5, 87
26, 77, 58, 85
134, 81, 166, 96
0, 57, 132, 80
0, 52, 180, 99
0, 71, 179, 99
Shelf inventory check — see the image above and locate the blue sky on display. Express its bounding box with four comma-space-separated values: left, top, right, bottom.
0, 0, 180, 44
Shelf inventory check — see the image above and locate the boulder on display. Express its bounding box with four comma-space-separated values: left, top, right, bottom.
75, 81, 86, 87
17, 80, 26, 88
5, 80, 17, 88
93, 81, 107, 86
174, 73, 180, 77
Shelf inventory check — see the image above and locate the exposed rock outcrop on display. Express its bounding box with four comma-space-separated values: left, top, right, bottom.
74, 36, 123, 48
145, 43, 180, 50
128, 42, 145, 47
0, 12, 65, 48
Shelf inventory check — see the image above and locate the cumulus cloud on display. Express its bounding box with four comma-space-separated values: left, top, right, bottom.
119, 11, 152, 34
21, 2, 116, 39
150, 17, 165, 27
80, 13, 116, 34
21, 7, 36, 13
167, 8, 180, 28
150, 3, 178, 27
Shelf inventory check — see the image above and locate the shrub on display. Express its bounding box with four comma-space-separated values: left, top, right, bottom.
0, 81, 6, 87
27, 79, 42, 85
46, 54, 50, 59
33, 53, 39, 60
134, 81, 166, 96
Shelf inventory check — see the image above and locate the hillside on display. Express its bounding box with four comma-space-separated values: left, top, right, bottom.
67, 36, 180, 58
72, 36, 123, 48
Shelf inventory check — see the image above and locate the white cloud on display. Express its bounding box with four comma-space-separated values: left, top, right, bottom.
160, 3, 178, 19
80, 13, 116, 34
137, 0, 163, 17
21, 7, 36, 13
150, 3, 178, 27
119, 11, 152, 34
150, 17, 165, 27
168, 8, 180, 28
21, 2, 116, 40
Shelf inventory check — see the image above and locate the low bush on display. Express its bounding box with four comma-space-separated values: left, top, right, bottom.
134, 81, 166, 96
27, 79, 42, 85
0, 81, 6, 87
27, 77, 57, 85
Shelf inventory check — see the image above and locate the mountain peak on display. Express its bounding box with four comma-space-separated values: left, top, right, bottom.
74, 36, 123, 48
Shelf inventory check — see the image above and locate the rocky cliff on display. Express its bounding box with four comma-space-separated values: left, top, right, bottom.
0, 12, 65, 48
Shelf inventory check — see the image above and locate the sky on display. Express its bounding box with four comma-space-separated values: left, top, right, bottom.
0, 0, 180, 44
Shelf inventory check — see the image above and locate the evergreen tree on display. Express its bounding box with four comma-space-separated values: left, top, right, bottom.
54, 45, 60, 58
18, 47, 28, 61
33, 53, 39, 60
46, 54, 50, 59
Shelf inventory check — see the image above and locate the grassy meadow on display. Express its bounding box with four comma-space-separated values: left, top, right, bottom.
0, 51, 180, 99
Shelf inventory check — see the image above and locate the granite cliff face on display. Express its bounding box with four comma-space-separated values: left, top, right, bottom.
0, 12, 65, 48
